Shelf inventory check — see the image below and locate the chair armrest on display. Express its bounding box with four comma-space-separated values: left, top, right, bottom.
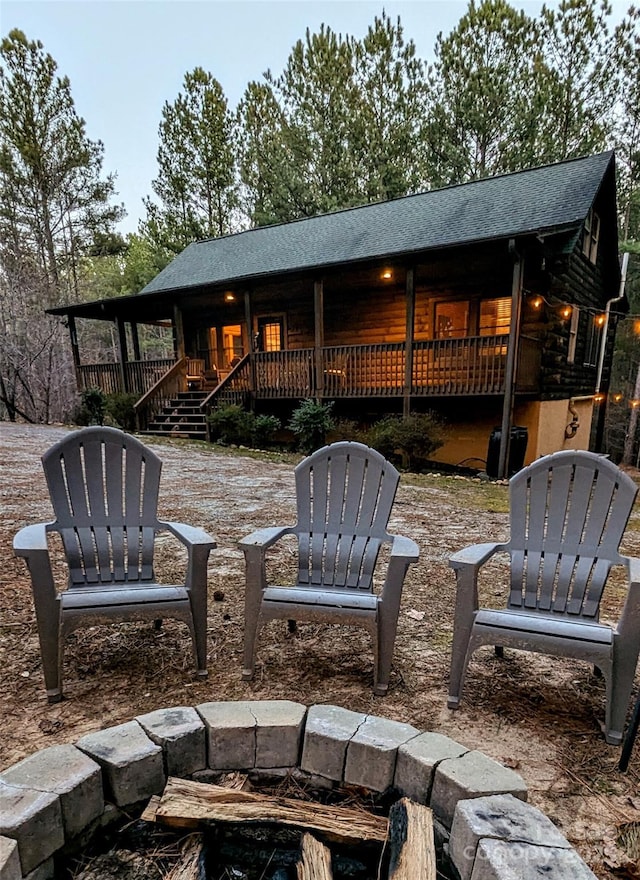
13, 523, 51, 556
13, 523, 58, 610
449, 542, 504, 571
160, 521, 217, 551
389, 534, 420, 563
239, 526, 294, 555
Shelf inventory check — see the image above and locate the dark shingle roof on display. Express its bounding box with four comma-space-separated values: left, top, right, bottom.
141, 151, 613, 296
150, 151, 613, 297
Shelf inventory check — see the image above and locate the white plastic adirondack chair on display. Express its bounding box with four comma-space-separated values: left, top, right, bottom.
239, 441, 419, 694
13, 427, 216, 702
448, 449, 640, 744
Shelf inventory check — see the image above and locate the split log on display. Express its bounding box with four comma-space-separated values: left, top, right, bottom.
165, 833, 205, 880
141, 794, 161, 822
385, 797, 436, 880
147, 777, 388, 846
296, 833, 333, 880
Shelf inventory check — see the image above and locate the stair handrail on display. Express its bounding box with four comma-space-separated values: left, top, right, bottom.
134, 357, 186, 431
199, 354, 251, 411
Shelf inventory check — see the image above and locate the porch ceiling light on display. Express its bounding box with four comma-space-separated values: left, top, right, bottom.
381, 269, 393, 280
224, 292, 235, 302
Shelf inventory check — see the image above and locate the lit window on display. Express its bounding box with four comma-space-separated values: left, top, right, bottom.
479, 298, 511, 335
262, 322, 282, 352
434, 301, 469, 338
581, 209, 600, 264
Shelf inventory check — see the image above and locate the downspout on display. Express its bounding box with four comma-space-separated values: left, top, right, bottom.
595, 252, 629, 395
497, 240, 524, 480
593, 252, 629, 452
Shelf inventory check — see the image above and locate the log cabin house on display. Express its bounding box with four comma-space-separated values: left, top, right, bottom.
50, 151, 625, 477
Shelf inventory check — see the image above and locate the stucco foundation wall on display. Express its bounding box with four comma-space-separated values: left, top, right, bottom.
518, 399, 594, 461
430, 398, 594, 471
431, 413, 501, 470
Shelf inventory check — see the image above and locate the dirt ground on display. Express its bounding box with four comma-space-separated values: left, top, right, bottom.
1, 422, 640, 877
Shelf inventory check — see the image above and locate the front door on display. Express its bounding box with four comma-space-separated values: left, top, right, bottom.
256, 316, 285, 352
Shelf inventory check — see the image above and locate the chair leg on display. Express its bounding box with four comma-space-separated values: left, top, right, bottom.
40, 623, 63, 703
605, 651, 637, 745
187, 577, 208, 678
242, 584, 263, 681
619, 692, 640, 772
375, 611, 399, 696
242, 617, 261, 680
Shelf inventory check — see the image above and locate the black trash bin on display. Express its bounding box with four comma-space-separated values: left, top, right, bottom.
486, 425, 528, 478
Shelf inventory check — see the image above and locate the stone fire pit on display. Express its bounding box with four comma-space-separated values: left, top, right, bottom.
0, 701, 597, 879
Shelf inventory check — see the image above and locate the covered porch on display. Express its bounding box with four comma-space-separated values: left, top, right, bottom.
75, 334, 541, 432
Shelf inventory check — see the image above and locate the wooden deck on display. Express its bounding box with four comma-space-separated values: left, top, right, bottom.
77, 337, 541, 419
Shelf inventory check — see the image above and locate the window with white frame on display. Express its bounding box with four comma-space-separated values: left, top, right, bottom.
584, 313, 603, 367
567, 307, 579, 364
581, 209, 600, 264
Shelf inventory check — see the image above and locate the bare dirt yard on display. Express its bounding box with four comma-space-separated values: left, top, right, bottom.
1, 422, 640, 877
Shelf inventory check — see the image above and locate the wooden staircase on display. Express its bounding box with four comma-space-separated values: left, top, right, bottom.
143, 391, 208, 441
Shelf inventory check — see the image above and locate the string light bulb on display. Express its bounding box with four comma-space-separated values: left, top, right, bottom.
594, 393, 605, 404
530, 295, 543, 309
595, 314, 606, 327
613, 393, 623, 403
560, 305, 572, 319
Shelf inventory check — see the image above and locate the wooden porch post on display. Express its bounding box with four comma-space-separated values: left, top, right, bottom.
498, 242, 524, 479
314, 279, 324, 401
244, 289, 256, 407
403, 267, 415, 418
115, 316, 129, 393
131, 322, 141, 361
173, 305, 186, 360
67, 315, 81, 386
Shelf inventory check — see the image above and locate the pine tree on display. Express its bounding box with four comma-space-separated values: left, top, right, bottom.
142, 67, 239, 255
353, 11, 431, 200
426, 0, 543, 185
0, 29, 124, 422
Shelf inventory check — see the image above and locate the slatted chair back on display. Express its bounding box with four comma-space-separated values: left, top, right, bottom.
507, 450, 638, 619
293, 441, 400, 591
42, 427, 162, 587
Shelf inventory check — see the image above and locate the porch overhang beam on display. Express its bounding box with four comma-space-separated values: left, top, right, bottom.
498, 240, 525, 480
314, 279, 324, 401
403, 267, 416, 418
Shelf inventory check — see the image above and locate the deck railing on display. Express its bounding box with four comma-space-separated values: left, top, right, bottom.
79, 336, 542, 420
316, 336, 540, 397
77, 359, 175, 396
200, 354, 252, 409
77, 363, 122, 395
255, 349, 314, 398
134, 358, 187, 431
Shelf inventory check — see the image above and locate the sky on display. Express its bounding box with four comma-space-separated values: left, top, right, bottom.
1, 0, 633, 235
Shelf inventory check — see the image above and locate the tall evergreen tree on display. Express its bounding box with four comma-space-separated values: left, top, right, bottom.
613, 8, 640, 243
240, 25, 361, 224
142, 67, 239, 256
0, 29, 124, 422
353, 11, 431, 200
0, 29, 123, 300
536, 0, 616, 163
426, 0, 543, 185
